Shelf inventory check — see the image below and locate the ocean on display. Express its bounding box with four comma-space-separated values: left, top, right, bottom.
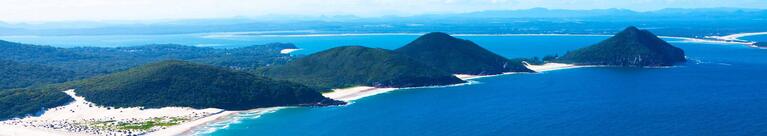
203, 34, 767, 136
741, 34, 767, 42
3, 33, 767, 136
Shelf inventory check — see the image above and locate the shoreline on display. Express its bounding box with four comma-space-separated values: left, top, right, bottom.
280, 48, 302, 54
0, 63, 585, 136
0, 124, 96, 136
707, 32, 767, 41
185, 62, 587, 135
148, 111, 237, 136
156, 107, 284, 136
0, 90, 226, 136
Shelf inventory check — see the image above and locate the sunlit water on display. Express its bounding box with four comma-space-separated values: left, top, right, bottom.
203, 35, 766, 136
3, 33, 766, 136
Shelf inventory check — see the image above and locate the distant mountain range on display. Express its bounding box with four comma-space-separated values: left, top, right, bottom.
556, 26, 686, 66
415, 7, 767, 19
0, 8, 765, 36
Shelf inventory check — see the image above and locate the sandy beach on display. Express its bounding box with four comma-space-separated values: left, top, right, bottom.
524, 63, 584, 72
0, 124, 96, 136
324, 62, 586, 103
280, 48, 302, 54
709, 32, 767, 41
322, 87, 398, 102
0, 90, 226, 136
0, 62, 587, 136
148, 111, 237, 136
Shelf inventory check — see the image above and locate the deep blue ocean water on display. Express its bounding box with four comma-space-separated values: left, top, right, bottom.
741, 34, 767, 42
193, 35, 765, 136
2, 33, 766, 136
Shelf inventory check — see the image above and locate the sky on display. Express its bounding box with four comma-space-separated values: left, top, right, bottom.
1, 0, 766, 23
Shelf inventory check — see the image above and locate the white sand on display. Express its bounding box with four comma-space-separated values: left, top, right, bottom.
0, 124, 96, 136
524, 63, 585, 72
454, 62, 584, 81
323, 86, 397, 102
26, 90, 223, 121
280, 48, 302, 54
710, 32, 767, 41
668, 36, 754, 45
0, 89, 225, 136
0, 62, 590, 136
148, 111, 237, 136
158, 62, 588, 135
324, 62, 585, 102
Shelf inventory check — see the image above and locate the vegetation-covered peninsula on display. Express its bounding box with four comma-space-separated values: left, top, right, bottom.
556, 26, 686, 66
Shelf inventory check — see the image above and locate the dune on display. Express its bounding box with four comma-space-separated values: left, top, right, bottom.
0, 89, 225, 136
280, 48, 302, 54
524, 63, 584, 72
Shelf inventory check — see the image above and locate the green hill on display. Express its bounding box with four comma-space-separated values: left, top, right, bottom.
257, 46, 465, 90
0, 40, 87, 64
0, 60, 77, 89
556, 26, 686, 66
394, 32, 532, 75
69, 60, 342, 110
0, 86, 73, 120
0, 40, 297, 89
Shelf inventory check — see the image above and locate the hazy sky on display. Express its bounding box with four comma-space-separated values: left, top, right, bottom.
1, 0, 766, 23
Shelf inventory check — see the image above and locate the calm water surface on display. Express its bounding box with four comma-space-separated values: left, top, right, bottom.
3, 33, 765, 136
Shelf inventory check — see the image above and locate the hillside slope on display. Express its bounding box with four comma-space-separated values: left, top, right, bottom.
395, 32, 532, 75
258, 46, 465, 90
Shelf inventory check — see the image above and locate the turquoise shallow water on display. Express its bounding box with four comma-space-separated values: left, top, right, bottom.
3, 33, 765, 136
741, 34, 767, 42
193, 36, 767, 136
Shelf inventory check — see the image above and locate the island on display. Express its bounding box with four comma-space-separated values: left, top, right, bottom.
555, 26, 686, 66
256, 46, 466, 90
395, 32, 533, 75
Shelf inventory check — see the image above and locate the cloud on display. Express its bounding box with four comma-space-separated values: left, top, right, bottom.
0, 0, 765, 23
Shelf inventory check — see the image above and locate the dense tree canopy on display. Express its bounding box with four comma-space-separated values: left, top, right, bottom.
0, 40, 296, 89
556, 26, 686, 66
256, 46, 465, 90
70, 60, 342, 110
0, 86, 73, 120
395, 32, 532, 75
0, 60, 77, 89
